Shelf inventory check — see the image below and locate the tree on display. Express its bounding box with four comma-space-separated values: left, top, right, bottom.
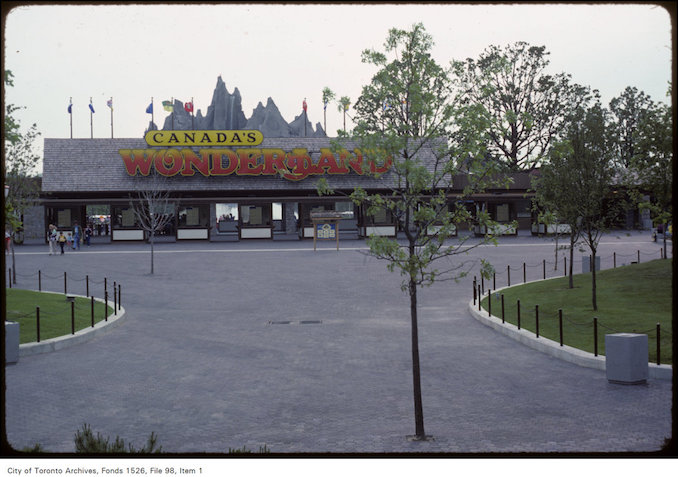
565, 94, 616, 311
617, 86, 672, 258
334, 23, 503, 440
453, 42, 574, 171
321, 87, 336, 135
608, 86, 654, 168
4, 70, 42, 283
129, 173, 174, 274
337, 96, 351, 133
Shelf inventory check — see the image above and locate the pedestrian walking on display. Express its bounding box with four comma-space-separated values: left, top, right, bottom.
58, 231, 67, 255
85, 224, 93, 246
48, 224, 57, 255
73, 221, 81, 250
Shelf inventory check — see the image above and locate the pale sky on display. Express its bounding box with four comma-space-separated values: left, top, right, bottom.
3, 3, 673, 173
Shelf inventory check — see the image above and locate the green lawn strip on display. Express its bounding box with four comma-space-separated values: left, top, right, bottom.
480, 259, 672, 364
5, 289, 115, 344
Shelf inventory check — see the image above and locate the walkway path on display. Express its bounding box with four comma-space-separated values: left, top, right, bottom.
3, 231, 673, 453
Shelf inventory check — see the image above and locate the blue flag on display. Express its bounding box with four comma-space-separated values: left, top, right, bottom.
89, 103, 95, 113
68, 103, 72, 114
146, 103, 153, 114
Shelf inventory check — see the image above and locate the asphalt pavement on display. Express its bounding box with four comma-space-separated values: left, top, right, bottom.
2, 230, 674, 454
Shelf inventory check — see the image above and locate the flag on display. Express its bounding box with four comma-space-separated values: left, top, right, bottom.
89, 102, 95, 113
303, 99, 307, 112
344, 103, 349, 111
383, 101, 390, 111
323, 100, 327, 111
184, 101, 194, 113
146, 102, 153, 114
162, 100, 174, 112
68, 102, 72, 114
107, 99, 113, 110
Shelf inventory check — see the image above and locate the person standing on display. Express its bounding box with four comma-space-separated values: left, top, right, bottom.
85, 224, 93, 246
72, 221, 81, 250
48, 224, 57, 255
58, 231, 67, 255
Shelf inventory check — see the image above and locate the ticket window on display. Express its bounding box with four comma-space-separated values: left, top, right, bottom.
240, 204, 273, 238
216, 203, 239, 233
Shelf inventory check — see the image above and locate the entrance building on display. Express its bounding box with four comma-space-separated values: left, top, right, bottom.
31, 136, 539, 244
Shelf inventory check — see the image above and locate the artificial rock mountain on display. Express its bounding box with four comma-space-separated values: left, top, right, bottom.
153, 76, 326, 138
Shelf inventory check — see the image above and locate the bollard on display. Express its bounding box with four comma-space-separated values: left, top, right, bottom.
64, 272, 68, 295
91, 296, 95, 328
113, 282, 117, 316
501, 294, 505, 323
71, 301, 75, 335
493, 272, 496, 290
564, 257, 567, 277
473, 279, 477, 305
523, 263, 526, 283
656, 323, 661, 366
543, 259, 546, 280
559, 309, 563, 346
104, 277, 108, 295
593, 317, 598, 356
481, 275, 485, 295
104, 291, 108, 321
535, 305, 540, 338
637, 250, 640, 264
613, 252, 616, 268
8, 268, 12, 289
477, 285, 481, 311
507, 265, 511, 287
118, 284, 121, 310
517, 300, 521, 330
86, 275, 89, 297
36, 306, 41, 342
488, 289, 492, 317
39, 270, 42, 291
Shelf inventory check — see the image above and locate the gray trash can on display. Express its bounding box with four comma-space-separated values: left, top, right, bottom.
605, 333, 648, 384
5, 321, 20, 364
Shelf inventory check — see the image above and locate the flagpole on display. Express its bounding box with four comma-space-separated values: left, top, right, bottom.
110, 97, 114, 138
191, 97, 194, 130
69, 97, 73, 139
171, 97, 174, 129
151, 97, 154, 128
90, 97, 93, 139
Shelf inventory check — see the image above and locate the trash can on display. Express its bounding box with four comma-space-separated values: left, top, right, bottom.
582, 255, 601, 273
5, 321, 19, 364
605, 333, 648, 384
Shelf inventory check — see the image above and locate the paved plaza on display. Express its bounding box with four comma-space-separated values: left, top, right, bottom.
3, 231, 674, 454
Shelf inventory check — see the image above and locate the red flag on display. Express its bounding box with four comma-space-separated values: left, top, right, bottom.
303, 99, 307, 112
184, 101, 194, 113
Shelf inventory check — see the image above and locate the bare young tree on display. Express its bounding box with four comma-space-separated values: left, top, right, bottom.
129, 172, 174, 274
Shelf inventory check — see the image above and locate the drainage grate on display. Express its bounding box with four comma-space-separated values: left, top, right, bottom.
268, 320, 323, 325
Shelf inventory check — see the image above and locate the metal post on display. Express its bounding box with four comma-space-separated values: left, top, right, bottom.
535, 305, 539, 338
613, 252, 616, 268
71, 301, 75, 335
543, 259, 546, 280
501, 294, 505, 324
477, 285, 481, 311
113, 281, 117, 316
36, 306, 41, 342
523, 263, 526, 283
104, 291, 108, 322
91, 296, 95, 328
118, 284, 121, 310
86, 275, 89, 297
39, 270, 42, 291
104, 277, 107, 295
637, 250, 640, 263
559, 309, 563, 347
564, 257, 567, 276
656, 323, 661, 366
488, 289, 492, 317
493, 272, 496, 290
593, 317, 598, 356
473, 278, 477, 305
8, 268, 12, 288
481, 275, 485, 295
507, 265, 511, 287
517, 300, 521, 330
64, 271, 67, 295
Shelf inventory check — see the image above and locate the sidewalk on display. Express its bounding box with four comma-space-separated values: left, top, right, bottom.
3, 231, 673, 454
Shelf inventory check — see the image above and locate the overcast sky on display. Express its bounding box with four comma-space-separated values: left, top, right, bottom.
3, 2, 673, 171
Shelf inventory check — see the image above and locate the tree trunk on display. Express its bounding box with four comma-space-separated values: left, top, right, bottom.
568, 236, 575, 289
10, 237, 16, 285
150, 230, 155, 275
591, 250, 597, 311
408, 273, 425, 439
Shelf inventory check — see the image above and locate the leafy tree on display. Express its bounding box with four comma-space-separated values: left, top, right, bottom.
337, 95, 351, 133
608, 86, 654, 168
322, 87, 336, 134
332, 23, 503, 440
74, 423, 162, 454
4, 69, 42, 283
453, 42, 574, 171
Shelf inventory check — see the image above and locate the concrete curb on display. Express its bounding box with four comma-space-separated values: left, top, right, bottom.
468, 293, 672, 381
18, 291, 126, 357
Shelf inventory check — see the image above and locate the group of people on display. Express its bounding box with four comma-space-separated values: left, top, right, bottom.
47, 221, 94, 255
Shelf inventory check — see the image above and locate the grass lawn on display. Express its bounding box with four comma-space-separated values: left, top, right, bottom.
5, 289, 115, 344
480, 259, 672, 364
